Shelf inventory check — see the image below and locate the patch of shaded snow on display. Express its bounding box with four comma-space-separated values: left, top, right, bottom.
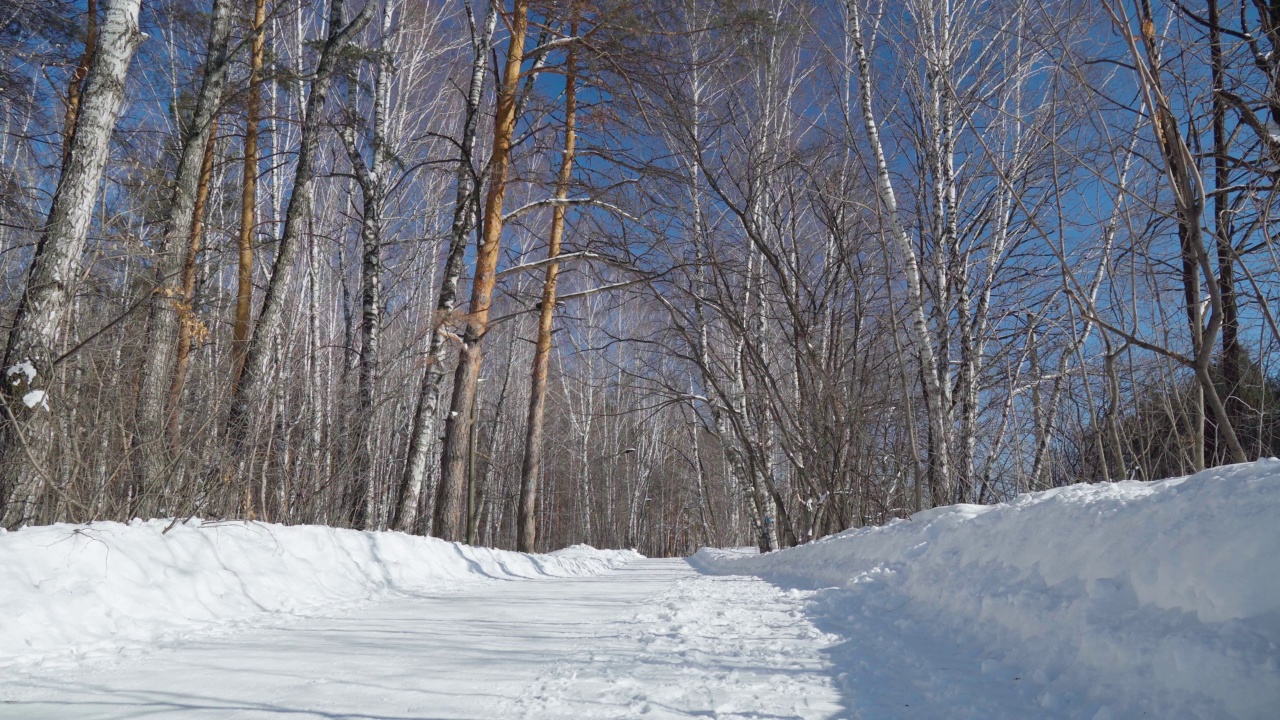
693, 459, 1280, 719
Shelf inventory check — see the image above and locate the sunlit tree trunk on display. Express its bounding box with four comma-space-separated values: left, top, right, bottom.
0, 0, 143, 529
341, 0, 395, 530
226, 0, 374, 477
434, 0, 529, 542
847, 0, 953, 505
1108, 0, 1245, 465
518, 21, 577, 552
61, 0, 98, 171
135, 0, 235, 509
231, 0, 268, 387
393, 0, 496, 533
167, 120, 219, 442
1208, 0, 1243, 446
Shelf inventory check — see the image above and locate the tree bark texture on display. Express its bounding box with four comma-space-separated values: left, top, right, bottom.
225, 0, 374, 475
1208, 0, 1244, 440
517, 21, 577, 553
61, 0, 98, 171
231, 0, 268, 389
847, 1, 953, 504
134, 0, 236, 507
393, 0, 496, 534
167, 119, 219, 442
434, 0, 529, 542
0, 0, 143, 529
341, 0, 395, 529
1124, 1, 1247, 464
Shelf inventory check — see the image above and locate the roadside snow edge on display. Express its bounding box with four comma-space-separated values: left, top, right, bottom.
0, 520, 639, 669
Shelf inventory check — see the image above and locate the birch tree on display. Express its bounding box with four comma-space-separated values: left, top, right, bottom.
433, 0, 530, 542
134, 0, 237, 503
393, 0, 496, 533
225, 0, 374, 479
339, 0, 397, 529
0, 0, 143, 528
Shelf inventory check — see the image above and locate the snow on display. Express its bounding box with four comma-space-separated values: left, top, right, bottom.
692, 459, 1280, 719
5, 360, 36, 384
2, 462, 1276, 719
511, 567, 843, 718
0, 519, 637, 671
1, 559, 840, 719
20, 389, 46, 409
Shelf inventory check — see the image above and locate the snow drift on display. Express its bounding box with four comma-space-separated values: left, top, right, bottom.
693, 460, 1280, 719
0, 520, 638, 669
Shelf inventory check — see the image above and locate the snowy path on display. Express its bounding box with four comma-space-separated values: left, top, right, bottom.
0, 559, 845, 720
6, 467, 1276, 719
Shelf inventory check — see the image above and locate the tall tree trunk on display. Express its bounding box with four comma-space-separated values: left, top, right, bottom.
392, 0, 496, 533
0, 0, 143, 529
1120, 1, 1247, 465
225, 0, 373, 476
61, 0, 98, 170
167, 119, 219, 442
349, 186, 382, 528
1208, 0, 1243, 452
847, 1, 952, 504
432, 0, 529, 542
134, 0, 236, 512
1178, 222, 1207, 471
341, 0, 394, 530
518, 21, 577, 552
231, 0, 268, 388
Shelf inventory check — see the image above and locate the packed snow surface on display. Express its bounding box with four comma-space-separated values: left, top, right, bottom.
2, 462, 1277, 719
1, 559, 841, 719
693, 459, 1280, 719
0, 519, 637, 669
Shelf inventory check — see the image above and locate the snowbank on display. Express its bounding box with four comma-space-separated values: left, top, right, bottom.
692, 460, 1280, 719
0, 520, 638, 669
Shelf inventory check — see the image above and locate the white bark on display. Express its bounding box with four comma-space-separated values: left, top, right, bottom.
0, 0, 143, 528
135, 0, 236, 507
847, 0, 952, 504
226, 0, 374, 470
393, 0, 495, 533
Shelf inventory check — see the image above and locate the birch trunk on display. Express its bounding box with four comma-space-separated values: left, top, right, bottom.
167, 120, 219, 442
392, 0, 495, 533
433, 0, 528, 542
847, 1, 952, 503
342, 0, 394, 530
226, 0, 374, 472
134, 0, 235, 507
0, 0, 142, 529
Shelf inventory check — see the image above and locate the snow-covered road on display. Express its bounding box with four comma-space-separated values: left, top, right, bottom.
6, 464, 1277, 719
0, 559, 845, 719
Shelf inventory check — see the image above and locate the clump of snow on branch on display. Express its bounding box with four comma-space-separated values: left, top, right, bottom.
21, 390, 48, 410
5, 360, 36, 384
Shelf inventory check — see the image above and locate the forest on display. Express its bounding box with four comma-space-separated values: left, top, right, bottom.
0, 0, 1277, 556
